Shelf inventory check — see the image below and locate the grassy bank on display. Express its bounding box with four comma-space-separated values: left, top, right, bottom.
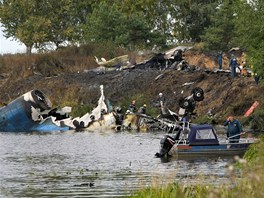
129, 136, 264, 198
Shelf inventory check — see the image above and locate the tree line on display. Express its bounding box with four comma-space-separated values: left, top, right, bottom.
1, 0, 264, 76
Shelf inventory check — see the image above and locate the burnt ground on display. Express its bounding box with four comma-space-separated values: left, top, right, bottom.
0, 49, 262, 126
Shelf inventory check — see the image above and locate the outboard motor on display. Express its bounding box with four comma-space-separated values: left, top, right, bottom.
155, 135, 175, 158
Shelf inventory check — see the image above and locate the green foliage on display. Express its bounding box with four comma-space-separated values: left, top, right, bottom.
171, 0, 219, 42
111, 0, 173, 45
70, 104, 92, 118
241, 109, 264, 132
129, 182, 186, 198
0, 0, 92, 54
202, 0, 238, 51
16, 16, 51, 51
231, 0, 264, 77
83, 2, 162, 50
243, 137, 262, 165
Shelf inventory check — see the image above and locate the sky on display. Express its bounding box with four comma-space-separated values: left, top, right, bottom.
0, 26, 26, 54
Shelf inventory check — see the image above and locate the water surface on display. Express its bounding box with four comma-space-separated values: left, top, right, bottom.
0, 131, 233, 197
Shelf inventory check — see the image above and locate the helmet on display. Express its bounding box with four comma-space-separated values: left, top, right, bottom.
143, 104, 147, 107
159, 93, 163, 96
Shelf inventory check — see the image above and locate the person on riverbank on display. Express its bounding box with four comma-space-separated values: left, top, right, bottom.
128, 100, 137, 113
217, 51, 223, 70
158, 92, 167, 115
224, 116, 243, 143
229, 55, 238, 78
138, 104, 147, 114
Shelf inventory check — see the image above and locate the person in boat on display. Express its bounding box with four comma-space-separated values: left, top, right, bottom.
224, 116, 243, 143
128, 100, 137, 113
138, 104, 147, 114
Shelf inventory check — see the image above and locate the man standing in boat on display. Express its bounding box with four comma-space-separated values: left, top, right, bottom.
224, 116, 243, 143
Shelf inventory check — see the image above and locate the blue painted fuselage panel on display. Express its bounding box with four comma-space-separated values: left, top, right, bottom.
0, 97, 69, 132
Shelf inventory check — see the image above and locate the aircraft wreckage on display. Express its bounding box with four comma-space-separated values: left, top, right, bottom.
0, 85, 116, 132
0, 89, 70, 132
121, 87, 204, 132
0, 84, 204, 133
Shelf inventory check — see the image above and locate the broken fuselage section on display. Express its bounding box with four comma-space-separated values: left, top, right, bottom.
0, 85, 117, 132
72, 85, 117, 131
0, 90, 70, 132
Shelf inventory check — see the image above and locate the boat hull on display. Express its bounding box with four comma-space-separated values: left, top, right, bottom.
168, 142, 252, 157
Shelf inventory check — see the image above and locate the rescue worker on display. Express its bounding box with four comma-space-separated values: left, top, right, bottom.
128, 100, 137, 113
229, 55, 238, 78
217, 51, 223, 70
158, 93, 166, 106
138, 104, 147, 114
158, 93, 167, 115
251, 65, 261, 85
224, 116, 243, 143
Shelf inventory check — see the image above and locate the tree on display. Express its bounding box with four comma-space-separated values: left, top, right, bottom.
83, 2, 163, 50
0, 0, 93, 54
16, 16, 51, 54
202, 0, 238, 51
38, 0, 92, 49
169, 0, 219, 43
0, 0, 37, 54
234, 0, 264, 77
115, 0, 176, 45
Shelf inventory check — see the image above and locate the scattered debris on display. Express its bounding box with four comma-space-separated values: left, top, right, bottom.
182, 82, 195, 86
155, 74, 164, 80
244, 101, 259, 117
96, 55, 129, 68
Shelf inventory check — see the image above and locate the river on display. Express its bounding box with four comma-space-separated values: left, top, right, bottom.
0, 130, 234, 197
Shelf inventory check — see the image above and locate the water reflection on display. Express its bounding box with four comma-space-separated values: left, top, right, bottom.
0, 131, 234, 197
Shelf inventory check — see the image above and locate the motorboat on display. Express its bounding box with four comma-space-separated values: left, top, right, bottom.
155, 123, 255, 158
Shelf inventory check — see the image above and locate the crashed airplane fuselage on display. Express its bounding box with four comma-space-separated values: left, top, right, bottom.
0, 90, 70, 132
0, 85, 117, 132
72, 85, 117, 131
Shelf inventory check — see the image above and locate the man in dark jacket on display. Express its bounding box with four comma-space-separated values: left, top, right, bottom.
224, 116, 243, 143
138, 104, 147, 114
229, 55, 238, 78
217, 51, 223, 70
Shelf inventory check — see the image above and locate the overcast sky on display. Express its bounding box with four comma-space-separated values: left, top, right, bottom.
0, 26, 26, 54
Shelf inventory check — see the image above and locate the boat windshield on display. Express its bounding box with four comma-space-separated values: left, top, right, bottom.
196, 129, 216, 140
188, 124, 219, 145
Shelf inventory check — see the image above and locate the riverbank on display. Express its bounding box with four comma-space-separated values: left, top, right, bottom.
0, 46, 263, 130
